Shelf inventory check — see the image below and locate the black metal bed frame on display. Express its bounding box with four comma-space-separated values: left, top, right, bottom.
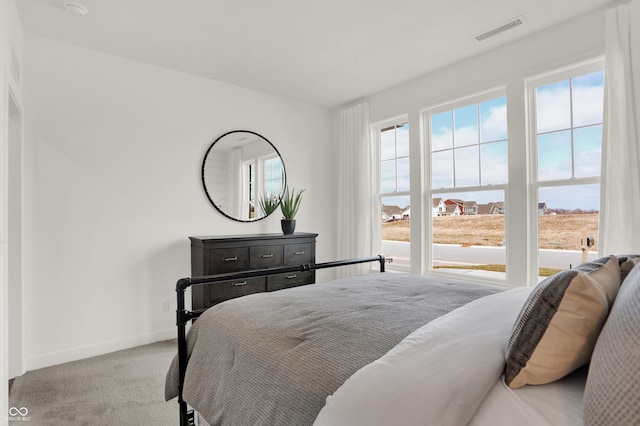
174, 255, 386, 426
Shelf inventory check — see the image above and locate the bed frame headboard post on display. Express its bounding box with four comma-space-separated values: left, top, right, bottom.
176, 277, 196, 426
379, 255, 386, 272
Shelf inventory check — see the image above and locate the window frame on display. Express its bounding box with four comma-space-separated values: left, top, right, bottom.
373, 115, 411, 272
526, 57, 605, 278
422, 87, 509, 279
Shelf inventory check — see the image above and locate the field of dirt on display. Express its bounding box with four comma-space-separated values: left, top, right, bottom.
382, 213, 599, 250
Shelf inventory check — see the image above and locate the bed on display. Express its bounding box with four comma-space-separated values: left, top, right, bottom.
165, 254, 640, 426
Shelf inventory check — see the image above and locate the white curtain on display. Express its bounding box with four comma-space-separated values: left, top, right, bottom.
336, 102, 380, 277
600, 0, 640, 255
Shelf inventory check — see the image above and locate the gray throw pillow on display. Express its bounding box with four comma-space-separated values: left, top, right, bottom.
583, 260, 640, 425
617, 254, 640, 283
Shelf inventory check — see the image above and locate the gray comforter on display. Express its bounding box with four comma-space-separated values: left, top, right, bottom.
165, 272, 502, 426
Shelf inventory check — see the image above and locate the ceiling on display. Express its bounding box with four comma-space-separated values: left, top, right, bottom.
16, 0, 617, 108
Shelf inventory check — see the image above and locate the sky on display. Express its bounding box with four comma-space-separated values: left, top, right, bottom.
381, 70, 605, 211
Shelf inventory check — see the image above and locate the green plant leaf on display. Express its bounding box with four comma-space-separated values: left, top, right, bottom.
280, 187, 304, 219
258, 193, 280, 216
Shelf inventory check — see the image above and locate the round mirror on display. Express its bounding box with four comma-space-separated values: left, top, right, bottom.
202, 130, 286, 222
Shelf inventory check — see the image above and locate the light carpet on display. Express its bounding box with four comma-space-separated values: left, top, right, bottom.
9, 339, 178, 425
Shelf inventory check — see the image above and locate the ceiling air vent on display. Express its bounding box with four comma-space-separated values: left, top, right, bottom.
474, 16, 525, 41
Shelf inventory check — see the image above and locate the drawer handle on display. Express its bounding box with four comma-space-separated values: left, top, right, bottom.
293, 251, 305, 255
222, 256, 238, 262
286, 274, 297, 279
260, 253, 274, 258
233, 281, 247, 287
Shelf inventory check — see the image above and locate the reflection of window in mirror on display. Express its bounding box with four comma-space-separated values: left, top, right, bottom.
241, 155, 285, 219
243, 160, 256, 219
263, 155, 285, 199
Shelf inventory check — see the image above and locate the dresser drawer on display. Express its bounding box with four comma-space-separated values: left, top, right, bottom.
284, 243, 313, 265
267, 271, 314, 292
207, 247, 250, 273
250, 245, 283, 268
208, 277, 266, 305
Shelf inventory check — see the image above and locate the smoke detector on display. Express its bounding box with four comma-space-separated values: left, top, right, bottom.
64, 2, 88, 18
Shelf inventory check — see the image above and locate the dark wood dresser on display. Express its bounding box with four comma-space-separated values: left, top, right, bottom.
190, 232, 318, 313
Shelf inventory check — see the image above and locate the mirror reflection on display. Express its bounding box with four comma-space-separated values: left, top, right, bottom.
202, 130, 286, 222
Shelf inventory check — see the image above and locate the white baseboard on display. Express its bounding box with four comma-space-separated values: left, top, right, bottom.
25, 328, 176, 372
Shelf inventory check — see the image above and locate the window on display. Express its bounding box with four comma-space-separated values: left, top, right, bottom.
426, 91, 508, 279
377, 120, 410, 270
530, 63, 604, 276
370, 57, 605, 286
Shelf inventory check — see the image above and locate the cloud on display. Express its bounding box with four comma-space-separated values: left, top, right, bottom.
380, 129, 396, 160
536, 82, 571, 133
481, 141, 508, 184
536, 78, 604, 133
453, 126, 478, 147
430, 97, 508, 188
431, 111, 453, 151
573, 85, 605, 126
481, 103, 507, 142
454, 145, 479, 186
538, 130, 572, 180
432, 150, 453, 188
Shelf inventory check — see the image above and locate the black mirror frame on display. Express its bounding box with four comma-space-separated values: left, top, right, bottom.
201, 130, 287, 223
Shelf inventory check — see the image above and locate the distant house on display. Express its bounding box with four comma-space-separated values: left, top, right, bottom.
538, 202, 548, 215
437, 198, 503, 215
444, 199, 464, 208
402, 207, 410, 220
443, 203, 462, 216
381, 205, 404, 221
477, 203, 492, 215
478, 201, 505, 215
463, 200, 478, 215
444, 199, 472, 215
432, 198, 446, 217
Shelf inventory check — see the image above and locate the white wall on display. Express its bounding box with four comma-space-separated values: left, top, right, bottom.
361, 7, 607, 284
22, 34, 336, 370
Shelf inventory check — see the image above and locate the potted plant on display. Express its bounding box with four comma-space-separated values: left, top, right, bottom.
280, 187, 304, 234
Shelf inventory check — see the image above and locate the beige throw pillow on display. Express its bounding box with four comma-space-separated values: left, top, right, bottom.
504, 255, 620, 389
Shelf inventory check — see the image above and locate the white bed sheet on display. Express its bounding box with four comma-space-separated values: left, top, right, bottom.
314, 286, 585, 426
470, 366, 586, 425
